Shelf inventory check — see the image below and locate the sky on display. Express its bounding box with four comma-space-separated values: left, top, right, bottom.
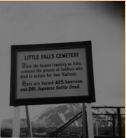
0, 1, 125, 120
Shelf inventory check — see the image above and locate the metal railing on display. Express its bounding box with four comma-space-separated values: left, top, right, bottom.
50, 107, 125, 138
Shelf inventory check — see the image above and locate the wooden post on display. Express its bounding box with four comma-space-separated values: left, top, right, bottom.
25, 106, 33, 137
82, 103, 86, 138
12, 106, 20, 138
86, 103, 94, 138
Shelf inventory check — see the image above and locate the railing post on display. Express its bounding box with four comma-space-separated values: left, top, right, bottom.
117, 107, 122, 138
96, 121, 99, 136
112, 114, 116, 136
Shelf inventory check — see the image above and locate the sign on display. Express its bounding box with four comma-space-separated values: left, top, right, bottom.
10, 41, 95, 106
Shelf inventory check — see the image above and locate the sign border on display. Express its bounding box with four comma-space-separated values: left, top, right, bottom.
10, 41, 95, 106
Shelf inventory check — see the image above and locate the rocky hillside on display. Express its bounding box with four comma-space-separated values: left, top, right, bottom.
1, 104, 124, 129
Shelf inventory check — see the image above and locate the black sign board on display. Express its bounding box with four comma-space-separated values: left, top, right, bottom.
10, 41, 95, 106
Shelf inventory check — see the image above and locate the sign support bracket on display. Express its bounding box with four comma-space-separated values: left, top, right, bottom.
12, 106, 20, 138
86, 103, 94, 138
25, 106, 33, 137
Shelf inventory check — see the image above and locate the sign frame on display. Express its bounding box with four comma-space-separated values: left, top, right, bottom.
10, 41, 95, 106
